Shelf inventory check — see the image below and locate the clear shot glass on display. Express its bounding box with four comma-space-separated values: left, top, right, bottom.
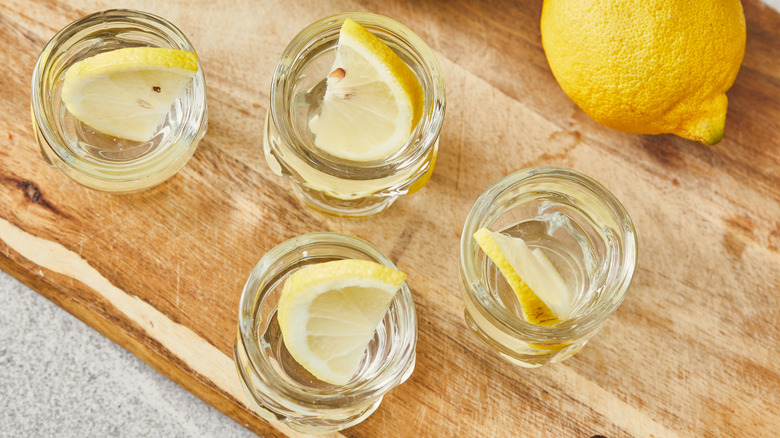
459, 167, 637, 367
234, 232, 417, 434
263, 13, 445, 217
31, 9, 207, 193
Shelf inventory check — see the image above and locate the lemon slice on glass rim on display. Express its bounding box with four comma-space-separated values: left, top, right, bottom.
308, 18, 424, 161
60, 47, 198, 142
277, 259, 406, 385
473, 227, 571, 326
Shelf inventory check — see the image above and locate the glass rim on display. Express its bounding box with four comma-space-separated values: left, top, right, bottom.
267, 12, 446, 176
459, 166, 638, 341
237, 232, 418, 405
30, 8, 206, 185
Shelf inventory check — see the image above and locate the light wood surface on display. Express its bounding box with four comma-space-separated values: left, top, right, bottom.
2, 1, 779, 436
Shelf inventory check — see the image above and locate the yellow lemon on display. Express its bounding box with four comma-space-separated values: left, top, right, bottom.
473, 228, 570, 326
277, 259, 406, 385
61, 47, 198, 142
541, 0, 746, 145
309, 18, 424, 161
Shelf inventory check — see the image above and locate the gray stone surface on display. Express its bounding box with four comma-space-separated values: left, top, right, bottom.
0, 270, 254, 438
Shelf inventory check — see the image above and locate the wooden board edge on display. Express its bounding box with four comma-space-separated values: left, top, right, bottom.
0, 253, 285, 437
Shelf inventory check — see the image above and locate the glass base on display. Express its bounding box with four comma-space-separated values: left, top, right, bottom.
290, 182, 398, 218
463, 309, 586, 367
35, 129, 197, 193
234, 342, 384, 434
287, 398, 383, 435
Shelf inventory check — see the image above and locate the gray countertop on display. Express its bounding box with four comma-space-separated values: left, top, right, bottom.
3, 1, 777, 436
0, 270, 253, 438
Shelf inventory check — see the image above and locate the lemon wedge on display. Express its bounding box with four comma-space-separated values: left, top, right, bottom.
308, 18, 424, 161
473, 228, 570, 325
277, 259, 406, 385
61, 47, 198, 142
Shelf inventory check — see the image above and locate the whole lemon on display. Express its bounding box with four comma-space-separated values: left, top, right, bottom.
541, 0, 746, 145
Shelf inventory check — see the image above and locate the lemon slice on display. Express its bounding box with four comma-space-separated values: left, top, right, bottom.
308, 18, 424, 161
473, 228, 570, 325
277, 259, 406, 385
61, 47, 198, 142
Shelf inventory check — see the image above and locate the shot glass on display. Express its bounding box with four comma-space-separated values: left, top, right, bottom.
263, 13, 445, 217
31, 9, 207, 193
459, 167, 637, 367
234, 232, 417, 434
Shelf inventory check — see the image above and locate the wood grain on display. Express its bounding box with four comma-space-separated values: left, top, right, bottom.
2, 0, 779, 436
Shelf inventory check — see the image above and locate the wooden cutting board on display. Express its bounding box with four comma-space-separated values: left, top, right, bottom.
2, 0, 779, 436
